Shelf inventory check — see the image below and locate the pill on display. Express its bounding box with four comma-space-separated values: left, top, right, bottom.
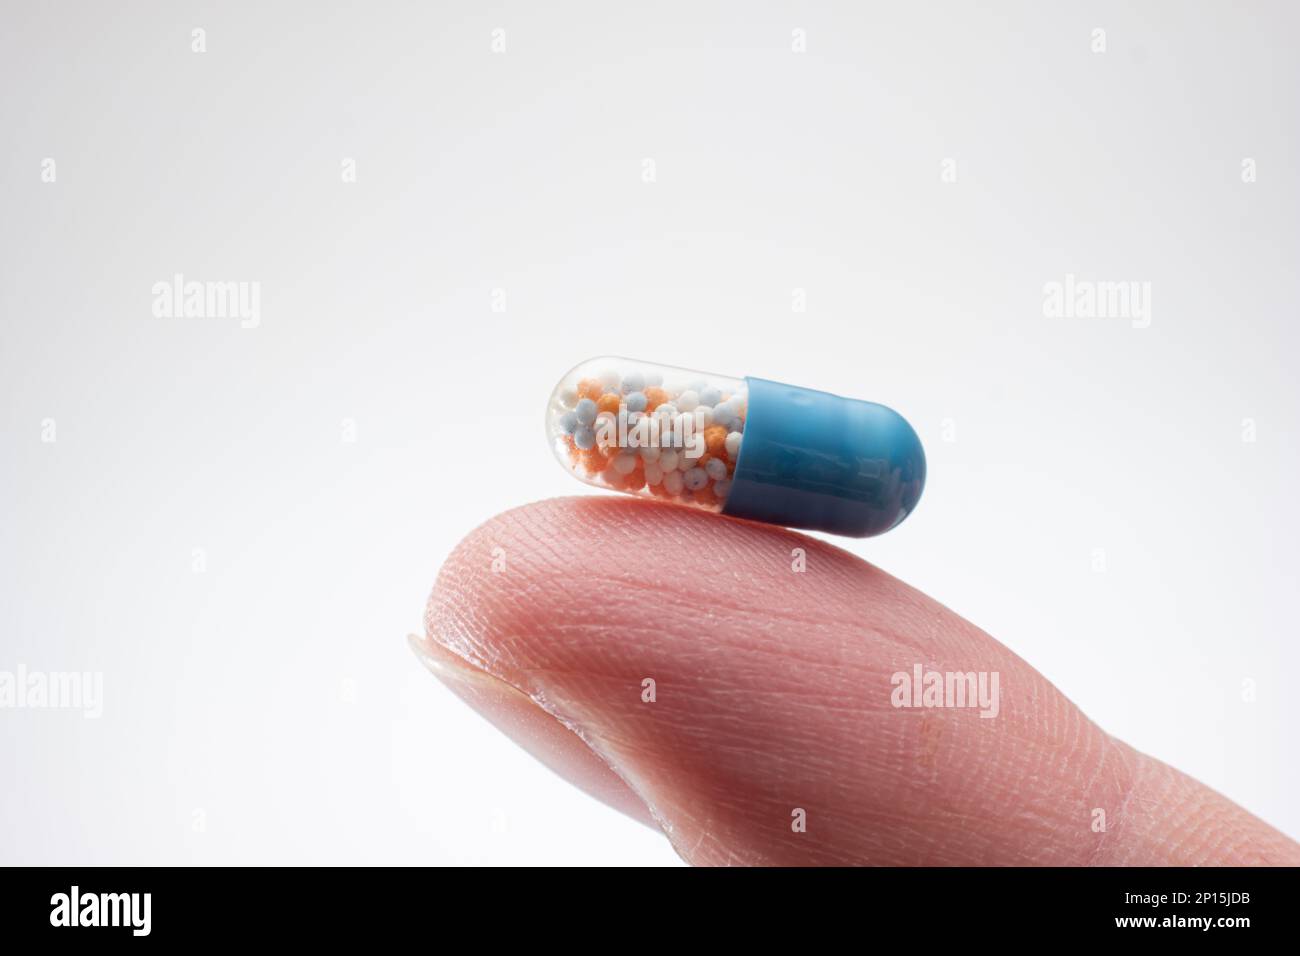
621, 370, 646, 394
683, 466, 709, 491
574, 398, 598, 425
547, 357, 925, 537
643, 386, 669, 412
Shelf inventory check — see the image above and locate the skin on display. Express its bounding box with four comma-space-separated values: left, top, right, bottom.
414, 497, 1300, 866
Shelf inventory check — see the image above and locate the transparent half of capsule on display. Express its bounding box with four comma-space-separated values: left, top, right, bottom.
548, 357, 745, 513
547, 357, 926, 537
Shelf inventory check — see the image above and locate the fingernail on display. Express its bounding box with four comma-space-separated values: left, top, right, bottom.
407, 631, 658, 828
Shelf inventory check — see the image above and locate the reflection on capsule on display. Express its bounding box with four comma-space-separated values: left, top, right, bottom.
547, 357, 925, 538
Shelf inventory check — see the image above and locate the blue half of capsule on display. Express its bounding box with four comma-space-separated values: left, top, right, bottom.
722, 377, 925, 537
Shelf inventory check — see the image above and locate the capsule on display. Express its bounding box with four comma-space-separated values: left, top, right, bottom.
547, 357, 925, 537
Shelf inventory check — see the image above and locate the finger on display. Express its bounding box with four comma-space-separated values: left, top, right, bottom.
418, 497, 1300, 866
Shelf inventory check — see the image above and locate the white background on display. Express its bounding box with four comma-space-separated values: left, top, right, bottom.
2, 1, 1297, 865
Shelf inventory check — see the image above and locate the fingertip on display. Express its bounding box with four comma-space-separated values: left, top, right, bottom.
417, 497, 1300, 866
